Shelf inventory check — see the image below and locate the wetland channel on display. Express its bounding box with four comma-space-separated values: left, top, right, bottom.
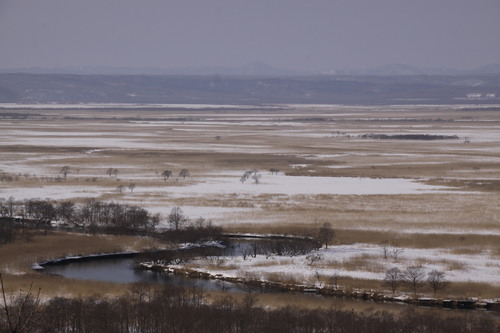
34, 236, 500, 315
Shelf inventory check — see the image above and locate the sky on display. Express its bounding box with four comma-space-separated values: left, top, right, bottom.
1, 0, 499, 73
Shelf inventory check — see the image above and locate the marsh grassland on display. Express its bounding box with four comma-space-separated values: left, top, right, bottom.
1, 104, 499, 300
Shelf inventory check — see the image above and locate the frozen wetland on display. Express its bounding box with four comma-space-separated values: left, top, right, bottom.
1, 104, 500, 295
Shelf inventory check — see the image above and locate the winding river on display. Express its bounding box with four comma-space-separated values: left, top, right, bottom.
40, 254, 242, 292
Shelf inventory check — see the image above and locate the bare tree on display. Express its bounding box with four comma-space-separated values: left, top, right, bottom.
128, 183, 136, 193
240, 171, 251, 183
427, 270, 450, 297
60, 166, 70, 180
380, 240, 390, 259
329, 272, 341, 289
116, 184, 125, 193
251, 171, 261, 184
317, 222, 335, 249
1, 273, 41, 333
106, 168, 119, 178
161, 170, 172, 182
305, 253, 323, 266
56, 201, 75, 222
391, 245, 404, 261
380, 240, 404, 261
106, 168, 114, 178
5, 197, 15, 217
240, 169, 261, 184
403, 266, 426, 296
168, 206, 186, 230
269, 168, 280, 175
179, 169, 190, 179
214, 135, 222, 141
383, 267, 404, 295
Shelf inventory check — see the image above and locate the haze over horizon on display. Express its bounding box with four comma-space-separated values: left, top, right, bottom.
1, 0, 499, 74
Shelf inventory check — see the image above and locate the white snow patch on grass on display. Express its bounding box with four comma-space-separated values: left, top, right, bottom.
164, 174, 453, 197
190, 243, 500, 286
0, 185, 113, 200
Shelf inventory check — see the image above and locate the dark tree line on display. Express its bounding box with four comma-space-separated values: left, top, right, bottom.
1, 282, 497, 333
384, 266, 451, 296
241, 238, 321, 259
0, 197, 159, 238
360, 134, 459, 140
78, 198, 159, 232
157, 223, 224, 246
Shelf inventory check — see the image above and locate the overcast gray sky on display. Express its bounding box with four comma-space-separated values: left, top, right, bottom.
1, 0, 499, 72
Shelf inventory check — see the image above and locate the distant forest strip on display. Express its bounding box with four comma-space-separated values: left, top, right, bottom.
1, 283, 498, 333
359, 134, 459, 140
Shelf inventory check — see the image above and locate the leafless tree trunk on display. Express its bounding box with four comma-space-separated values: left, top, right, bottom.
427, 270, 450, 297
383, 267, 404, 295
403, 266, 426, 296
60, 166, 70, 180
318, 222, 335, 249
1, 274, 41, 333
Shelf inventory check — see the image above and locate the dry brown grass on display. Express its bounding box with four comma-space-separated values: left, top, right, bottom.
206, 290, 409, 313
261, 272, 300, 285
330, 276, 500, 299
0, 232, 160, 272
224, 225, 500, 252
252, 259, 294, 267
0, 232, 161, 296
0, 273, 132, 297
338, 254, 385, 273
2, 106, 500, 303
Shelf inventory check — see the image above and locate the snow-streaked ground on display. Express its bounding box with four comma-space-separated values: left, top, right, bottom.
184, 243, 500, 288
0, 103, 283, 110
1, 104, 500, 290
0, 185, 114, 200
163, 174, 453, 197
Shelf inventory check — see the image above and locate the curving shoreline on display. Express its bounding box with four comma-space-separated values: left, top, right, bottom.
137, 261, 500, 312
32, 243, 500, 313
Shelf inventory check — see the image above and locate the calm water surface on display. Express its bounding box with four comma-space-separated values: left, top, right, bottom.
41, 256, 241, 292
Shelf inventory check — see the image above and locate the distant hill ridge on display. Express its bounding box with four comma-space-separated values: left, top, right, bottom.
0, 73, 499, 105
1, 62, 500, 76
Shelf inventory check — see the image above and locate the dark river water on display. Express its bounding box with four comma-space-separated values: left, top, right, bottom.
40, 256, 242, 292
36, 248, 499, 319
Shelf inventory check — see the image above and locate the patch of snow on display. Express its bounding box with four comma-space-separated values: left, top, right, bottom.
0, 185, 113, 200
164, 175, 455, 197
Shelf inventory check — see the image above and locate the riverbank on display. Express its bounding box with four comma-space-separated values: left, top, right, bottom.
138, 261, 500, 313
0, 231, 162, 296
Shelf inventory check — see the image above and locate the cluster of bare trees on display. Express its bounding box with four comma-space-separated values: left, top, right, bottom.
0, 172, 16, 182
159, 169, 190, 182
240, 238, 321, 260
106, 168, 119, 178
1, 281, 497, 333
240, 169, 261, 184
77, 199, 159, 232
159, 211, 223, 245
380, 240, 404, 260
269, 168, 280, 175
237, 223, 334, 260
384, 266, 451, 296
0, 197, 159, 235
116, 183, 136, 193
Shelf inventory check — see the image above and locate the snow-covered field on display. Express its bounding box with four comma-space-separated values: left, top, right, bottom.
183, 242, 500, 288
155, 175, 454, 197
1, 105, 499, 294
